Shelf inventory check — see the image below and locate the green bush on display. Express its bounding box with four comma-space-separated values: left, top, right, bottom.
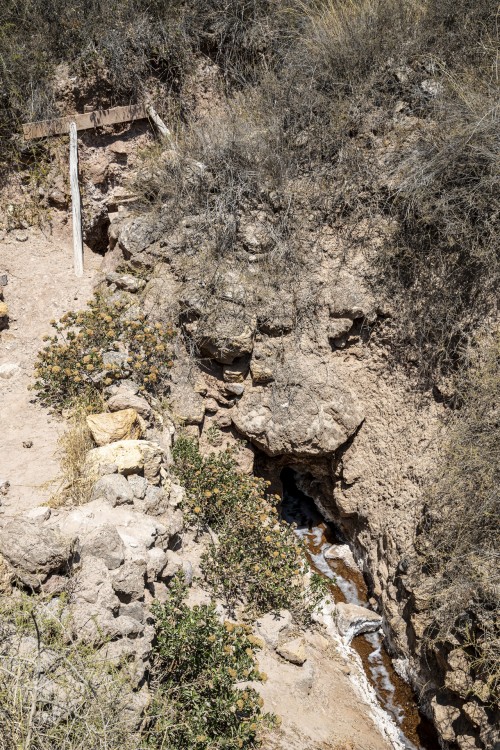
34, 294, 174, 411
173, 437, 327, 617
146, 576, 273, 749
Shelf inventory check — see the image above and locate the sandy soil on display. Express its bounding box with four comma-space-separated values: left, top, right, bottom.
0, 221, 101, 515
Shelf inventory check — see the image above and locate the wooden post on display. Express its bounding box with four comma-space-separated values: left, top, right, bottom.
146, 104, 176, 147
69, 122, 83, 278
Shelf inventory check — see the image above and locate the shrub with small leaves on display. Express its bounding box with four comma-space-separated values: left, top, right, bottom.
172, 437, 325, 618
146, 575, 273, 749
34, 295, 175, 410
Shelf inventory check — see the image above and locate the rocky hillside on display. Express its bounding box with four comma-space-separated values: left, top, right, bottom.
0, 1, 498, 749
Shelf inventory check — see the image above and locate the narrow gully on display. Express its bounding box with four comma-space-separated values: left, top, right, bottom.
279, 469, 439, 750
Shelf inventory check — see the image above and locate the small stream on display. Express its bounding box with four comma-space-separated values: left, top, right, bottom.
280, 470, 439, 750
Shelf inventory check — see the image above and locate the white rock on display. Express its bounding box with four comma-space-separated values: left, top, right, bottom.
335, 602, 382, 643
255, 610, 292, 649
324, 543, 358, 570
277, 637, 307, 665
26, 506, 51, 522
0, 363, 20, 379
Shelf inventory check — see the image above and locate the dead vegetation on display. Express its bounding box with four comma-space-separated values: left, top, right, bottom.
416, 334, 500, 704
50, 407, 95, 508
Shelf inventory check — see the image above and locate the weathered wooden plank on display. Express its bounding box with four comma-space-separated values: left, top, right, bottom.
69, 122, 83, 278
23, 103, 147, 140
146, 104, 174, 143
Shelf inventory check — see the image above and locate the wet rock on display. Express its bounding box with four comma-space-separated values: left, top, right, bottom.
335, 602, 382, 642
91, 473, 134, 506
324, 544, 358, 570
80, 524, 125, 570
0, 519, 73, 588
255, 610, 292, 649
277, 637, 307, 666
86, 409, 144, 446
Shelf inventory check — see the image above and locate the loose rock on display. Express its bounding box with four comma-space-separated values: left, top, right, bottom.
86, 409, 144, 446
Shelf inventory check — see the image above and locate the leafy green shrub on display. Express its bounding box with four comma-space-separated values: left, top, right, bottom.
0, 593, 137, 750
34, 295, 174, 411
416, 335, 500, 703
146, 576, 273, 749
173, 437, 326, 617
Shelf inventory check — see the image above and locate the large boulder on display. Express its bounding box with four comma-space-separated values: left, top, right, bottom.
86, 409, 144, 446
0, 519, 73, 588
233, 348, 364, 457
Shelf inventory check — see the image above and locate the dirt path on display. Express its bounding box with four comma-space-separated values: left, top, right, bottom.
0, 222, 101, 516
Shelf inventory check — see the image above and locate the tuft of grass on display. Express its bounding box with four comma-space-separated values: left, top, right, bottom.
50, 406, 96, 508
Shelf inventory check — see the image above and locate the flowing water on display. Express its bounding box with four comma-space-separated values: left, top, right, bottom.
280, 471, 439, 750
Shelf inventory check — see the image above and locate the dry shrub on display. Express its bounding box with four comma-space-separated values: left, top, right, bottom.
0, 594, 136, 750
416, 334, 500, 703
295, 0, 421, 88
377, 80, 499, 384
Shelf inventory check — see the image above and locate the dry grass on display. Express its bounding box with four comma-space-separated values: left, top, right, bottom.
0, 594, 137, 750
49, 407, 96, 508
416, 334, 500, 704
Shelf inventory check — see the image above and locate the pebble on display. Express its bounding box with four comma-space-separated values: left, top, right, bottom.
0, 362, 20, 379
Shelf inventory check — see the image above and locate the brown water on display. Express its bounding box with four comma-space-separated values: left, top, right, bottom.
280, 476, 439, 750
